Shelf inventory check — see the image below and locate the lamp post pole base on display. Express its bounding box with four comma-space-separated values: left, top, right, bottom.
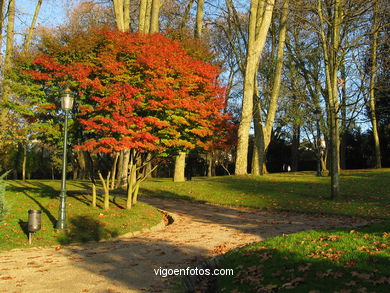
56, 190, 67, 230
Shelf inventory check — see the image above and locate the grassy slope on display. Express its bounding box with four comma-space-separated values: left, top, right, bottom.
141, 169, 390, 220
217, 222, 390, 292
141, 169, 390, 292
0, 180, 162, 251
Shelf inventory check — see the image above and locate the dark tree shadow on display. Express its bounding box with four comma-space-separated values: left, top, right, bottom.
22, 192, 57, 227
58, 215, 119, 245
18, 219, 29, 239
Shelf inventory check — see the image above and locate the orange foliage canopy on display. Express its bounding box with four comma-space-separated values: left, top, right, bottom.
27, 30, 234, 154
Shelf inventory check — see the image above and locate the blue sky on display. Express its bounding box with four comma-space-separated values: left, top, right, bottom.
15, 0, 70, 44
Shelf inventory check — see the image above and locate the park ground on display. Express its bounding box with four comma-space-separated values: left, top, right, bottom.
0, 169, 389, 292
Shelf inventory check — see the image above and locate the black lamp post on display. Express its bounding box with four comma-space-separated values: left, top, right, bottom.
56, 87, 74, 230
313, 109, 322, 177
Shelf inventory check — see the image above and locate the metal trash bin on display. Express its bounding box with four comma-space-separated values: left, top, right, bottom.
28, 210, 42, 232
28, 210, 41, 244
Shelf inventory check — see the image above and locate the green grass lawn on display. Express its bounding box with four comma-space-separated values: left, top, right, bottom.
2, 170, 389, 291
140, 169, 390, 292
141, 169, 390, 220
0, 180, 162, 251
216, 221, 390, 292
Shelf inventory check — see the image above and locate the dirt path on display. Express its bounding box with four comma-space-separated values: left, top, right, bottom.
0, 198, 370, 293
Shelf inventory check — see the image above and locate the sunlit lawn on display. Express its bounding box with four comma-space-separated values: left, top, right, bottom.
140, 169, 390, 291
217, 222, 390, 292
2, 169, 389, 291
140, 169, 390, 220
1, 180, 162, 251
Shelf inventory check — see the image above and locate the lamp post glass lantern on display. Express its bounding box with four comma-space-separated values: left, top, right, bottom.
313, 109, 322, 177
56, 87, 74, 230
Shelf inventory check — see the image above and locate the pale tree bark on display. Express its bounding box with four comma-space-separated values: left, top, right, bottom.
120, 149, 130, 188
144, 0, 152, 33
113, 0, 124, 31
4, 0, 15, 80
149, 0, 160, 33
340, 61, 347, 169
23, 0, 42, 52
194, 0, 204, 38
0, 1, 5, 63
1, 0, 15, 137
252, 76, 262, 175
110, 152, 119, 189
124, 0, 130, 31
317, 0, 342, 198
235, 0, 275, 175
99, 171, 111, 210
144, 152, 152, 178
22, 144, 27, 181
369, 0, 381, 168
252, 0, 288, 175
115, 150, 124, 188
113, 0, 131, 32
126, 151, 156, 209
138, 0, 148, 32
173, 151, 186, 182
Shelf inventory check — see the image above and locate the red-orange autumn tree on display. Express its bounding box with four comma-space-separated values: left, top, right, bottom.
26, 29, 232, 209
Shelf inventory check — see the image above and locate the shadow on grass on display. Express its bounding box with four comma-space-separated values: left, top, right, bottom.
216, 222, 390, 293
18, 219, 29, 239
7, 181, 58, 199
141, 173, 390, 220
22, 192, 57, 227
216, 246, 390, 293
6, 180, 95, 198
67, 192, 125, 210
58, 215, 119, 245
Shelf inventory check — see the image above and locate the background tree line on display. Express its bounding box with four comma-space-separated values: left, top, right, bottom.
0, 0, 388, 199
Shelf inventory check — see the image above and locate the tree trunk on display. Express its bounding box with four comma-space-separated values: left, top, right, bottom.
173, 151, 186, 182
4, 0, 15, 74
113, 0, 125, 31
115, 150, 124, 188
138, 0, 147, 32
0, 0, 6, 63
235, 0, 275, 175
91, 183, 97, 207
22, 144, 27, 181
23, 0, 42, 52
110, 152, 119, 189
126, 162, 136, 209
180, 0, 195, 30
144, 153, 152, 179
2, 0, 15, 107
194, 0, 204, 38
99, 171, 111, 210
252, 75, 262, 175
149, 0, 160, 33
120, 149, 130, 188
291, 125, 300, 172
124, 0, 130, 32
144, 0, 152, 33
369, 0, 381, 168
258, 0, 288, 175
317, 0, 342, 198
207, 152, 215, 177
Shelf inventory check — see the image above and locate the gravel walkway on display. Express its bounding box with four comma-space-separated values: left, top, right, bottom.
0, 197, 370, 293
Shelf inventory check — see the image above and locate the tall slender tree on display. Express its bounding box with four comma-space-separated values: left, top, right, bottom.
368, 0, 382, 168
235, 0, 275, 175
23, 0, 43, 52
252, 0, 288, 175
